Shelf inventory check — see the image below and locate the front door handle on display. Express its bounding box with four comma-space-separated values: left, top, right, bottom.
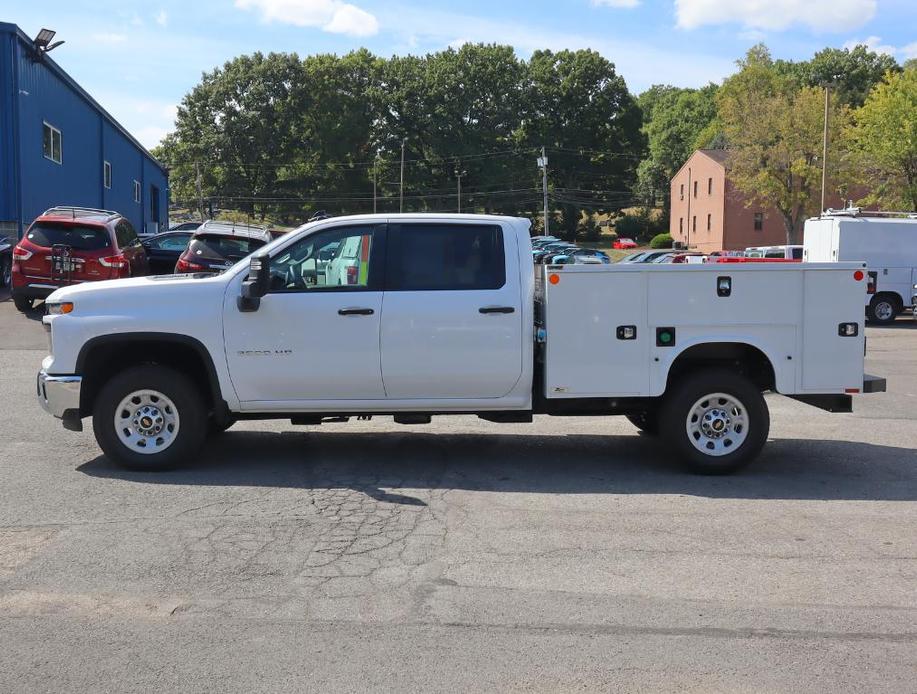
479, 306, 515, 314
338, 307, 374, 316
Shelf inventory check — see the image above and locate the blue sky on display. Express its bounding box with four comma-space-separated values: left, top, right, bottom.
6, 0, 916, 149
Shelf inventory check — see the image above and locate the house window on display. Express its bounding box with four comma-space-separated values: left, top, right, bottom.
42, 122, 62, 164
707, 213, 711, 231
692, 216, 696, 232
133, 180, 141, 203
693, 181, 698, 198
679, 184, 684, 201
754, 212, 764, 231
708, 178, 713, 195
103, 161, 112, 189
679, 218, 683, 234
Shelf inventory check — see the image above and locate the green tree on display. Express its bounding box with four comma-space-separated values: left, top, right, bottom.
776, 45, 901, 107
718, 47, 851, 244
848, 67, 917, 210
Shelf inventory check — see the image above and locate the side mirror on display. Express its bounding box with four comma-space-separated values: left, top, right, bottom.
238, 252, 270, 312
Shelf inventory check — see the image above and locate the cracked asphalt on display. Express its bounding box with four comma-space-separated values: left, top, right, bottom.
1, 289, 916, 692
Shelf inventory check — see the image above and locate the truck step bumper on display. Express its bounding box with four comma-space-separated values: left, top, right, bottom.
863, 374, 886, 393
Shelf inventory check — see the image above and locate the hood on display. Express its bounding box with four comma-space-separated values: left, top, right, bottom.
47, 273, 226, 301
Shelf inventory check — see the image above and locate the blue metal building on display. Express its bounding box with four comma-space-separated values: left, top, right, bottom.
0, 22, 168, 239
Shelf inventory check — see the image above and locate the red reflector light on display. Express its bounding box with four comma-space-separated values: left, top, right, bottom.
853, 270, 864, 281
99, 254, 128, 269
176, 258, 205, 272
845, 388, 860, 394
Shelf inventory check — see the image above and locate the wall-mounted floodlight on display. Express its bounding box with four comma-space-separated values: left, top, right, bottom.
32, 28, 65, 59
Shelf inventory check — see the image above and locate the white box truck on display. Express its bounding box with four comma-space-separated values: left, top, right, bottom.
804, 209, 917, 324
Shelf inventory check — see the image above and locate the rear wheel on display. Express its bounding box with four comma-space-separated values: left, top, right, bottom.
93, 365, 207, 471
660, 369, 769, 475
12, 294, 33, 312
866, 294, 898, 325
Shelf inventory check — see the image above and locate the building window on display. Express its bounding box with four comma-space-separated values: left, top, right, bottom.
708, 178, 713, 195
42, 122, 62, 164
754, 212, 764, 231
679, 184, 684, 201
679, 218, 683, 234
103, 161, 112, 189
692, 216, 696, 232
693, 181, 698, 198
707, 213, 711, 231
133, 180, 141, 203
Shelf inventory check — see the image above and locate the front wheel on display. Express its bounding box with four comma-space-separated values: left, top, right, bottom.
93, 365, 207, 471
660, 369, 769, 475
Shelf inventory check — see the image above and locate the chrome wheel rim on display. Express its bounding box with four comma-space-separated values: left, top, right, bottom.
874, 301, 894, 321
114, 390, 180, 454
686, 392, 748, 457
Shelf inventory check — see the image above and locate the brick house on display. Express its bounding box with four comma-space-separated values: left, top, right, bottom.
669, 149, 789, 253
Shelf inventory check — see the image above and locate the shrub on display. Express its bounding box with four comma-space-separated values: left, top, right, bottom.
649, 233, 673, 249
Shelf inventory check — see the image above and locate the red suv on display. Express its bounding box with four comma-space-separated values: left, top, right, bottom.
11, 206, 149, 312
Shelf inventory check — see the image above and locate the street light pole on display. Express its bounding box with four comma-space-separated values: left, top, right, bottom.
821, 85, 830, 214
373, 157, 378, 214
455, 166, 466, 213
399, 139, 406, 214
538, 146, 549, 236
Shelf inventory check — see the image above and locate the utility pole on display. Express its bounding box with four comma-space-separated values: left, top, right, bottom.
820, 85, 830, 215
373, 156, 379, 214
685, 166, 692, 249
195, 161, 204, 222
537, 147, 549, 236
399, 138, 406, 214
455, 166, 466, 213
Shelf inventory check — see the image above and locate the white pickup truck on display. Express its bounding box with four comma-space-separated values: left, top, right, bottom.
37, 213, 884, 474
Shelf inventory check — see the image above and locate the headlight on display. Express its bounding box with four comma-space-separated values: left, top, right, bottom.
45, 301, 74, 315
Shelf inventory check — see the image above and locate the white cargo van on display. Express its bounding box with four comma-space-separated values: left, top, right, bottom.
803, 210, 917, 324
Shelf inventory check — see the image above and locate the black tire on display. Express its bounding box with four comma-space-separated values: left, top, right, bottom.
660, 368, 769, 475
12, 294, 33, 312
866, 294, 898, 325
93, 365, 207, 471
0, 257, 10, 288
208, 416, 237, 437
626, 410, 659, 436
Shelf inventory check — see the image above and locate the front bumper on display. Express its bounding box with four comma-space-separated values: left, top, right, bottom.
37, 370, 82, 426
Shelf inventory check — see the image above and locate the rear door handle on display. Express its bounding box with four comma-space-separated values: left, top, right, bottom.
479, 306, 515, 314
338, 307, 374, 316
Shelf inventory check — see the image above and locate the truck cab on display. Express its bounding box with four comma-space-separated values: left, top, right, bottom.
37, 213, 883, 475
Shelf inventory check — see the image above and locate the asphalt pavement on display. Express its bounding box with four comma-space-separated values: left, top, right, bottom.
1, 287, 915, 692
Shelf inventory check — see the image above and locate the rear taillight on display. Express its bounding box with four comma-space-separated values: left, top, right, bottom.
12, 245, 32, 261
99, 254, 128, 269
346, 265, 358, 285
176, 258, 205, 273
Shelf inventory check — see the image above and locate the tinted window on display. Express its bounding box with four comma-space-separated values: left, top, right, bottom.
791, 247, 803, 260
154, 234, 191, 251
189, 235, 265, 262
269, 226, 376, 292
27, 223, 111, 251
115, 221, 139, 248
393, 224, 504, 291
764, 248, 785, 258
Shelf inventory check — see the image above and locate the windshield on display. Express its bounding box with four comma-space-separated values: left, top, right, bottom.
26, 223, 111, 251
188, 234, 266, 262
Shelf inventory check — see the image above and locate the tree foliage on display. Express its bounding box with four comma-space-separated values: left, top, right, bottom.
717, 47, 851, 244
847, 66, 917, 210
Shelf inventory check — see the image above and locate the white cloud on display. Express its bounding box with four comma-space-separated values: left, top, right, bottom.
844, 36, 917, 59
675, 0, 876, 32
155, 10, 169, 27
90, 32, 128, 44
592, 0, 641, 7
234, 0, 379, 37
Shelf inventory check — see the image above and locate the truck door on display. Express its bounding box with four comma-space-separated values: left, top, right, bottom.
380, 222, 523, 399
223, 223, 387, 405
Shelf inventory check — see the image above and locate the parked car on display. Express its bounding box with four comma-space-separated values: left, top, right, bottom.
175, 221, 271, 274
567, 248, 611, 264
11, 206, 148, 312
670, 253, 708, 264
0, 235, 12, 287
613, 237, 638, 249
635, 250, 675, 263
141, 231, 195, 275
618, 251, 650, 263
534, 242, 578, 263
650, 253, 677, 263
745, 245, 803, 260
169, 222, 202, 232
